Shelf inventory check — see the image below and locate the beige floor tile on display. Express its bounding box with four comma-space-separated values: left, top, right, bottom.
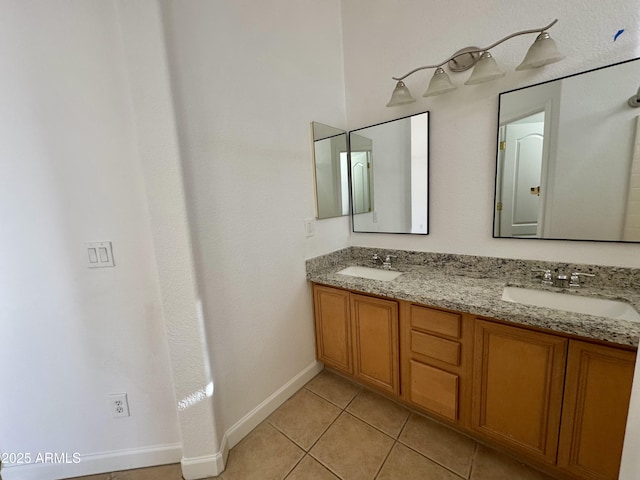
304, 370, 361, 408
285, 455, 339, 480
398, 414, 476, 477
310, 412, 394, 480
65, 475, 112, 480
470, 445, 556, 480
376, 443, 464, 480
221, 423, 304, 480
268, 389, 341, 449
346, 389, 409, 438
111, 463, 183, 479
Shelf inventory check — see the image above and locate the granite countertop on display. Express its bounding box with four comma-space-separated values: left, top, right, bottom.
307, 249, 640, 347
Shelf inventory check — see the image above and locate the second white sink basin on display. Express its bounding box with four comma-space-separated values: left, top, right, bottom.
502, 286, 640, 323
337, 266, 402, 281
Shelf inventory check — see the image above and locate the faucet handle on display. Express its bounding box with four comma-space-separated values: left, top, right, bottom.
382, 254, 398, 270
570, 272, 596, 288
531, 268, 553, 286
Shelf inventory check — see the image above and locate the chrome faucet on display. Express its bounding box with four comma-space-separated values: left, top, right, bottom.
532, 268, 596, 288
569, 272, 596, 288
553, 271, 570, 288
382, 255, 398, 270
531, 268, 553, 286
371, 254, 383, 266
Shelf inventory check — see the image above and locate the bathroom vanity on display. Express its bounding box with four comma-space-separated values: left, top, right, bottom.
307, 247, 640, 480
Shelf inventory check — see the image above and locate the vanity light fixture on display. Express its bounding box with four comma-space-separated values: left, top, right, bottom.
386, 19, 564, 107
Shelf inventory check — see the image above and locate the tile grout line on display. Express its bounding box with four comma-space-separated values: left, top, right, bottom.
281, 453, 307, 480
395, 437, 469, 479
302, 384, 359, 410
467, 442, 479, 479
372, 439, 397, 480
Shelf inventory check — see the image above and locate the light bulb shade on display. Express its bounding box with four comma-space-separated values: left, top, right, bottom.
465, 52, 505, 85
386, 81, 415, 107
422, 67, 457, 97
516, 32, 565, 71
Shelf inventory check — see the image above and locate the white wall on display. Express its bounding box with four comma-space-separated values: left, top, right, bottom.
160, 0, 348, 447
0, 1, 181, 478
341, 0, 640, 268
549, 63, 638, 240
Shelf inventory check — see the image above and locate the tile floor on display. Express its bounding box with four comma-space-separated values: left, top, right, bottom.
69, 369, 556, 480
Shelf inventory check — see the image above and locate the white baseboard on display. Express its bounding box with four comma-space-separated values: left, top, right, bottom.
0, 443, 182, 480
1, 361, 322, 480
180, 437, 226, 480
224, 360, 322, 449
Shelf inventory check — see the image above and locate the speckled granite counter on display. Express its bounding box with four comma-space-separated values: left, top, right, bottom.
306, 247, 640, 347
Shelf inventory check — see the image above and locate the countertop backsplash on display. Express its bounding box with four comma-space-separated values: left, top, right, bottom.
307, 247, 640, 290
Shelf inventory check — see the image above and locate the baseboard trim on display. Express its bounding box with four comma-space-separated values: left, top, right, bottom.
180, 436, 226, 480
180, 361, 321, 478
224, 360, 322, 449
0, 442, 182, 480
1, 362, 322, 480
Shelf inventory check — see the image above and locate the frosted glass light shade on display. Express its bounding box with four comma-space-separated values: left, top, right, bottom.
516, 32, 564, 70
386, 81, 415, 107
465, 52, 505, 85
422, 67, 457, 97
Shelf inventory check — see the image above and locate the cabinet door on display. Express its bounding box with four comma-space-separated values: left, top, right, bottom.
558, 340, 636, 480
472, 319, 567, 464
313, 285, 352, 374
351, 293, 399, 394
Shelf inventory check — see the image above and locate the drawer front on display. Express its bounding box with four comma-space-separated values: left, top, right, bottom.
411, 305, 461, 338
411, 330, 461, 366
409, 360, 459, 420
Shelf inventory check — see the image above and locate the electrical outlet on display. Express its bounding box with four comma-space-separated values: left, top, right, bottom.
109, 393, 130, 418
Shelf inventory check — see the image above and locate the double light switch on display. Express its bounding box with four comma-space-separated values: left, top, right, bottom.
86, 241, 115, 268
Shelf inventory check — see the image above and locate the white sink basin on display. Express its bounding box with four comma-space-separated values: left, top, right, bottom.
337, 266, 403, 281
502, 286, 640, 323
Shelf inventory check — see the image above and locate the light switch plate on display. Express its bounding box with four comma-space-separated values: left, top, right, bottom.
86, 241, 115, 268
304, 218, 315, 237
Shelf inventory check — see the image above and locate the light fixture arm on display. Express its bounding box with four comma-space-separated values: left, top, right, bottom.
391, 19, 558, 81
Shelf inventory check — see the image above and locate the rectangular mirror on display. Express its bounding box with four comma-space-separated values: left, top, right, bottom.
311, 122, 348, 219
349, 112, 429, 234
494, 57, 640, 242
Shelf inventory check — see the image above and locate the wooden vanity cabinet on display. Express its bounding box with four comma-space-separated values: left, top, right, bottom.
557, 340, 636, 480
400, 304, 473, 426
312, 282, 637, 480
351, 293, 399, 394
312, 284, 399, 394
313, 285, 353, 375
472, 319, 568, 464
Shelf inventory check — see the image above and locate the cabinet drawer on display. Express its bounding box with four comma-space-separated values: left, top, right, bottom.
411, 330, 461, 366
411, 305, 461, 338
409, 360, 458, 420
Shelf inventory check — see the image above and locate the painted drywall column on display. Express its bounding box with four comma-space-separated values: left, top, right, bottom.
160, 0, 346, 452
115, 2, 223, 478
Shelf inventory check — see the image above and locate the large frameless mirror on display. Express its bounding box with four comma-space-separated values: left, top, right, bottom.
494, 57, 640, 242
350, 112, 429, 234
311, 122, 348, 219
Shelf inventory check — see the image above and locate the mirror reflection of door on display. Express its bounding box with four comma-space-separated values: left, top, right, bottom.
350, 151, 371, 214
349, 133, 373, 215
311, 122, 348, 219
496, 112, 545, 237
